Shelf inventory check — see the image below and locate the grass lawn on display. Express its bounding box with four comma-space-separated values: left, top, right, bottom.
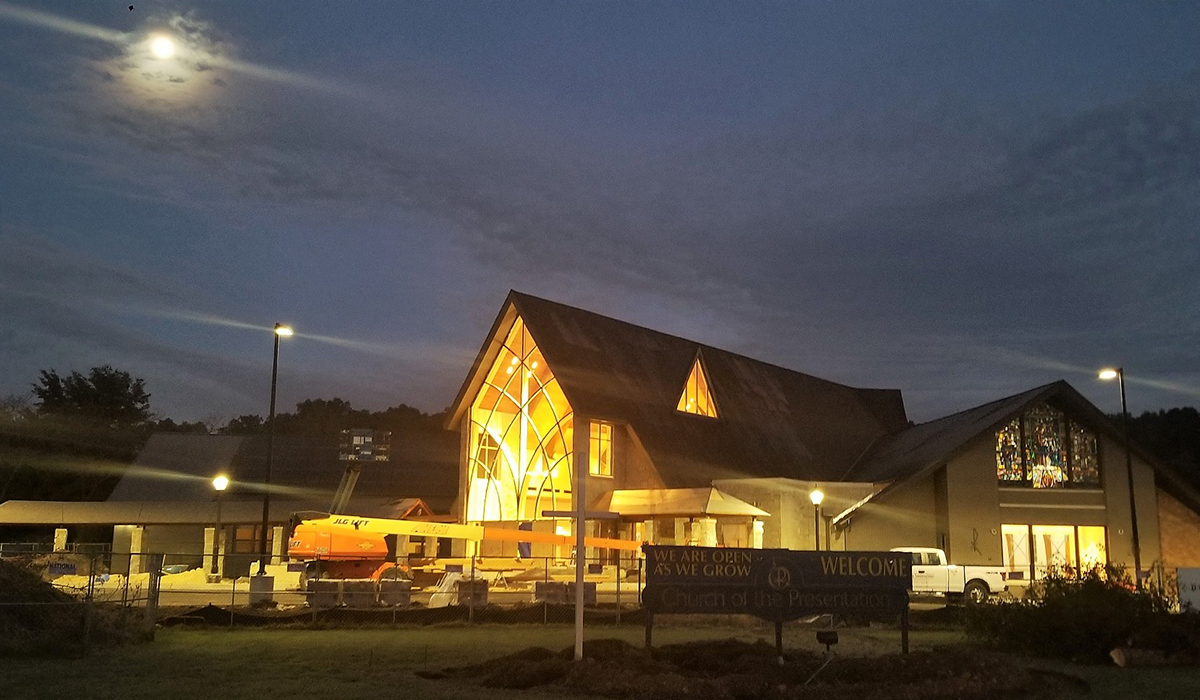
1, 623, 1196, 700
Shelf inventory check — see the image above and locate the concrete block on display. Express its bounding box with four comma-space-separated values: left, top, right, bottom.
342, 580, 376, 608
378, 579, 412, 607
456, 579, 488, 607
249, 575, 274, 606
535, 581, 567, 604
567, 581, 597, 606
308, 580, 340, 608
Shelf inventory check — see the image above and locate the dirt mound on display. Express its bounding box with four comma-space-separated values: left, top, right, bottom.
423, 638, 1082, 700
0, 559, 138, 657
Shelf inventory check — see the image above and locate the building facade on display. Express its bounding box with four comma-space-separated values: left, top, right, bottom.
445, 291, 1200, 581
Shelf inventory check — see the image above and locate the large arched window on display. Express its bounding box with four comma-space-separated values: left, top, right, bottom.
465, 316, 574, 522
996, 404, 1101, 488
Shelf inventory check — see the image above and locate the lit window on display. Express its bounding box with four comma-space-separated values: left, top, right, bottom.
1078, 526, 1107, 570
1069, 422, 1100, 486
1024, 406, 1067, 488
996, 404, 1098, 488
1032, 524, 1077, 577
589, 421, 613, 477
466, 316, 575, 522
1001, 524, 1030, 578
676, 357, 718, 418
1001, 523, 1107, 580
996, 419, 1022, 482
474, 433, 500, 479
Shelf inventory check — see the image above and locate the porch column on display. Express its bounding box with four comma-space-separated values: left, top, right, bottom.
271, 526, 285, 564
695, 517, 718, 547
203, 527, 216, 572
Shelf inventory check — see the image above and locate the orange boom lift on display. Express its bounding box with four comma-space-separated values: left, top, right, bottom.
288, 513, 641, 584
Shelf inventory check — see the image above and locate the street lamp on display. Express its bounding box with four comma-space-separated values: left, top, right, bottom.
210, 475, 229, 582
809, 489, 824, 551
258, 323, 293, 576
1099, 367, 1142, 586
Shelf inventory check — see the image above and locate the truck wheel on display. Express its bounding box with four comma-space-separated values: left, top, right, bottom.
299, 561, 322, 591
377, 564, 412, 582
963, 580, 989, 606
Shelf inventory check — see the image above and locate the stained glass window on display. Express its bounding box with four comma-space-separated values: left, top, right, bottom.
1024, 405, 1067, 488
1069, 421, 1100, 486
996, 419, 1023, 482
997, 404, 1095, 488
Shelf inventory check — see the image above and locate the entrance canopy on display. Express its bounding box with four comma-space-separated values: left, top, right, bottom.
598, 487, 769, 518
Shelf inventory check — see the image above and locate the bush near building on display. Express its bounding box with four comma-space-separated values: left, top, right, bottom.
966, 567, 1200, 663
0, 559, 140, 656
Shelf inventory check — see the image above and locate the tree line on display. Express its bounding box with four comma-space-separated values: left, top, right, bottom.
0, 366, 449, 502
4, 365, 1200, 500
1, 366, 449, 436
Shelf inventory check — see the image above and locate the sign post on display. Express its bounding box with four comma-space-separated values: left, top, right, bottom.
643, 546, 912, 654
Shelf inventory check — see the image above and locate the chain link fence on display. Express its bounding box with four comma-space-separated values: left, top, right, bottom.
2, 545, 648, 630
9, 545, 1192, 637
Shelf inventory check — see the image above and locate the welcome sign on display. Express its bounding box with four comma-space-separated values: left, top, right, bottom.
642, 546, 912, 621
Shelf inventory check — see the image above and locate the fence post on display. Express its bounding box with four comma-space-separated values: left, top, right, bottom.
543, 556, 549, 625
229, 578, 236, 628
615, 556, 621, 626
83, 554, 95, 651
468, 555, 475, 624
143, 553, 164, 640
637, 555, 643, 605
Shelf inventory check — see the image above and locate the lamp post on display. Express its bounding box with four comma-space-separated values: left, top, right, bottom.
1099, 367, 1141, 587
258, 323, 293, 576
210, 475, 229, 582
809, 489, 824, 551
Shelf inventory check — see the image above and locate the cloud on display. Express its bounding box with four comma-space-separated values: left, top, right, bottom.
3, 6, 1199, 420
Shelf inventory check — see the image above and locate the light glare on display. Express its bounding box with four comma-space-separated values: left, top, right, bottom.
275, 324, 294, 337
212, 475, 230, 491
1098, 368, 1120, 381
810, 489, 825, 506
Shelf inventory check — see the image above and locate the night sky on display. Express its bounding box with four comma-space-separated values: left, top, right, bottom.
2, 2, 1198, 424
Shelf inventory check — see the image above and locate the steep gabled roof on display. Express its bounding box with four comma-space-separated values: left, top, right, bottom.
842, 383, 1062, 484
837, 380, 1200, 526
448, 291, 908, 485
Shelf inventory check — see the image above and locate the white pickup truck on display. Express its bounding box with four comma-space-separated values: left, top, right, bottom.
891, 547, 1008, 605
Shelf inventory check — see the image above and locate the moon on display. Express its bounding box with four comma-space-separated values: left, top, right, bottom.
150, 36, 175, 59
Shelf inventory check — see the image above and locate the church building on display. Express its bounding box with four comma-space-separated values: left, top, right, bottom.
445, 291, 1200, 581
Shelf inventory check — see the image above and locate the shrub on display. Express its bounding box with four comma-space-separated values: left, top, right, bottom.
965, 565, 1197, 663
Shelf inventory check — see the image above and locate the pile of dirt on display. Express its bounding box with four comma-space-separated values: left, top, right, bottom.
420, 638, 1083, 700
0, 559, 138, 656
